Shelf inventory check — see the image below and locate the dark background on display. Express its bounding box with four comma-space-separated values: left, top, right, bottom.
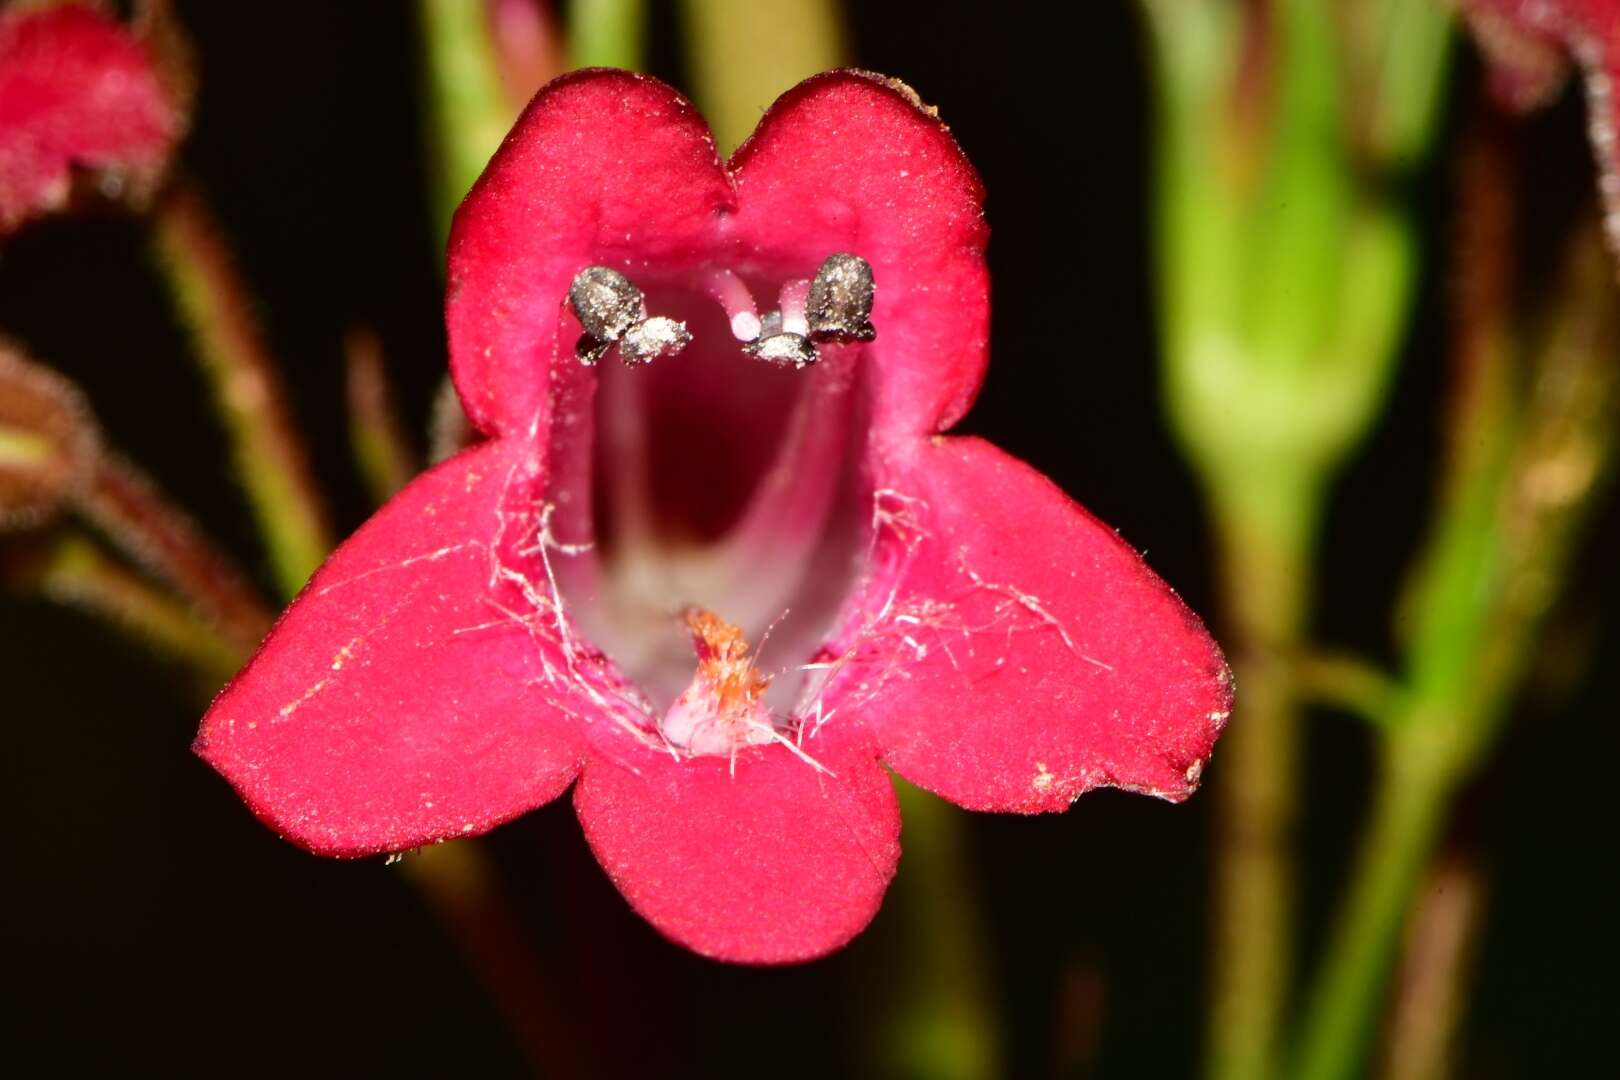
2, 1, 1617, 1075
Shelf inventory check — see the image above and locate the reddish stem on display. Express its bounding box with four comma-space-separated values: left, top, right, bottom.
400, 843, 593, 1078
77, 452, 272, 653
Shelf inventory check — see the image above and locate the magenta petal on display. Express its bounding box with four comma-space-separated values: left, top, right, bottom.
573, 733, 901, 963
730, 71, 990, 435
446, 69, 734, 435
844, 438, 1230, 812
0, 5, 182, 234
196, 439, 586, 855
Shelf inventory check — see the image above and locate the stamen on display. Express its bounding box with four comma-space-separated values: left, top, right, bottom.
569, 266, 645, 342
569, 265, 690, 366
702, 268, 762, 342
619, 316, 692, 365
741, 281, 819, 368
746, 332, 818, 369
575, 335, 612, 366
569, 257, 873, 373
807, 253, 876, 343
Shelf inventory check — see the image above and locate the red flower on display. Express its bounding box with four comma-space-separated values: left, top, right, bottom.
0, 4, 183, 235
195, 70, 1231, 963
1459, 1, 1620, 244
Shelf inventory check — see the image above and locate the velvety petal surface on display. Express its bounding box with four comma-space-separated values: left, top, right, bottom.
445, 69, 734, 435
196, 439, 586, 855
573, 731, 901, 963
730, 71, 989, 436
834, 437, 1230, 812
0, 5, 181, 233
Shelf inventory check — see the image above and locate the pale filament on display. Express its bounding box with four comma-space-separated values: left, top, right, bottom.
777, 279, 811, 337
701, 267, 762, 342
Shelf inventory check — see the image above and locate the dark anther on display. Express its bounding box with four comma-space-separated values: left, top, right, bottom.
746, 332, 819, 369
575, 334, 612, 366
806, 253, 876, 343
569, 266, 690, 366
570, 266, 646, 342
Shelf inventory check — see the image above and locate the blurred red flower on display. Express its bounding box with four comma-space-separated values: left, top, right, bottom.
0, 4, 182, 235
195, 69, 1230, 962
1460, 1, 1620, 239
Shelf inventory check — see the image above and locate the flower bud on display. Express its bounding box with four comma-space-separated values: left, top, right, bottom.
0, 5, 188, 235
0, 342, 102, 530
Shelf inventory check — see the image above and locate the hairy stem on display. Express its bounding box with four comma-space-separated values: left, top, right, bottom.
77, 453, 272, 653
8, 532, 243, 683
151, 183, 332, 598
344, 327, 418, 503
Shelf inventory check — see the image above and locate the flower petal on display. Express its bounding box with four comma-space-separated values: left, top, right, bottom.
729, 70, 989, 436
0, 5, 182, 234
1460, 2, 1620, 251
573, 732, 900, 963
196, 439, 586, 855
1459, 0, 1575, 110
446, 69, 734, 435
833, 437, 1230, 812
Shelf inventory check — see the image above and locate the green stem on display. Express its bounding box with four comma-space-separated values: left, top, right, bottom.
1358, 0, 1456, 171
151, 183, 332, 599
1205, 465, 1322, 1080
568, 0, 645, 68
678, 0, 844, 152
1292, 741, 1453, 1080
1292, 651, 1404, 727
10, 532, 245, 683
877, 783, 1000, 1080
418, 0, 519, 241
